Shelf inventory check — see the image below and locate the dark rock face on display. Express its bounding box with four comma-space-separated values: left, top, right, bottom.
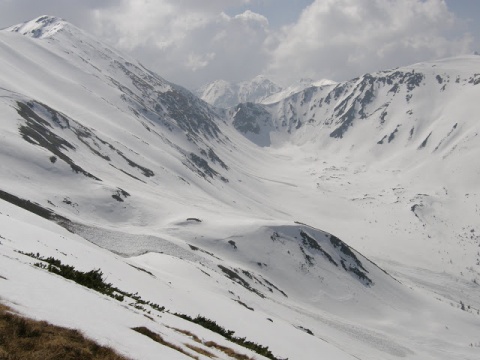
231, 103, 272, 135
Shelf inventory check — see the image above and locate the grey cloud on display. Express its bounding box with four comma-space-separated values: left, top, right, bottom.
0, 0, 476, 90
0, 0, 119, 29
92, 2, 273, 88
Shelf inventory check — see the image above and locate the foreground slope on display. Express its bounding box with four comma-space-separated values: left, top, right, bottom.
0, 16, 479, 359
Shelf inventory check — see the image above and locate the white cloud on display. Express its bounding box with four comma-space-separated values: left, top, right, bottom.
91, 1, 272, 88
234, 9, 269, 27
267, 0, 473, 85
186, 52, 216, 71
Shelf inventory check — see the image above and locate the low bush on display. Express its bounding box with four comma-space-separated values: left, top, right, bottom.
174, 313, 280, 360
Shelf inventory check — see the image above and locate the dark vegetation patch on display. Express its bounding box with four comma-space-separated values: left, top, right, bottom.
418, 132, 432, 149
241, 270, 253, 280
200, 148, 228, 170
17, 100, 155, 180
388, 83, 399, 94
17, 101, 101, 181
0, 189, 72, 229
300, 231, 337, 266
329, 74, 377, 138
188, 245, 221, 260
188, 153, 227, 182
62, 197, 76, 206
240, 270, 288, 298
329, 70, 424, 138
0, 304, 129, 360
377, 135, 387, 145
233, 300, 254, 311
115, 59, 224, 140
379, 110, 388, 124
434, 123, 458, 152
346, 266, 373, 286
109, 164, 146, 183
297, 228, 372, 285
299, 245, 315, 266
270, 231, 280, 241
295, 325, 314, 336
128, 264, 155, 277
260, 277, 288, 298
329, 235, 372, 286
16, 252, 280, 359
329, 235, 365, 271
116, 151, 154, 177
409, 126, 415, 140
217, 265, 250, 288
411, 204, 421, 219
232, 103, 267, 134
217, 265, 265, 298
92, 135, 154, 179
161, 88, 221, 140
19, 252, 165, 313
111, 188, 130, 202
329, 106, 356, 139
173, 314, 280, 360
388, 125, 401, 143
228, 240, 238, 249
468, 74, 480, 85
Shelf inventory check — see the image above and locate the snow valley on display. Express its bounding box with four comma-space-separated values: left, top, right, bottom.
1, 15, 480, 360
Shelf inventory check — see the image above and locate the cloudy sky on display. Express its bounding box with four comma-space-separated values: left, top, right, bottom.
0, 0, 479, 89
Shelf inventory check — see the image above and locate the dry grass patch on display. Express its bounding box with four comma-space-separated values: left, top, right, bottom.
0, 304, 129, 360
204, 341, 255, 360
132, 326, 199, 359
185, 343, 216, 358
170, 327, 202, 343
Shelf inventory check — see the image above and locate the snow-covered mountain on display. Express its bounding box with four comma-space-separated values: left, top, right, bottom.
195, 75, 282, 108
1, 16, 480, 360
197, 75, 337, 109
261, 78, 337, 105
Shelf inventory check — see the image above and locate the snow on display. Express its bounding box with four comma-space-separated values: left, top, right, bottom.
261, 78, 337, 105
0, 16, 479, 360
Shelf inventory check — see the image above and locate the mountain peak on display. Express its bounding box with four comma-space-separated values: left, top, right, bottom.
5, 15, 68, 39
196, 76, 282, 108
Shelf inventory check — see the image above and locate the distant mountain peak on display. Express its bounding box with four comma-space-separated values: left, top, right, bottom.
5, 15, 68, 39
195, 76, 282, 108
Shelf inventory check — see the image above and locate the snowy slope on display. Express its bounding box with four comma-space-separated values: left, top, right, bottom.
0, 16, 480, 360
261, 78, 337, 105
